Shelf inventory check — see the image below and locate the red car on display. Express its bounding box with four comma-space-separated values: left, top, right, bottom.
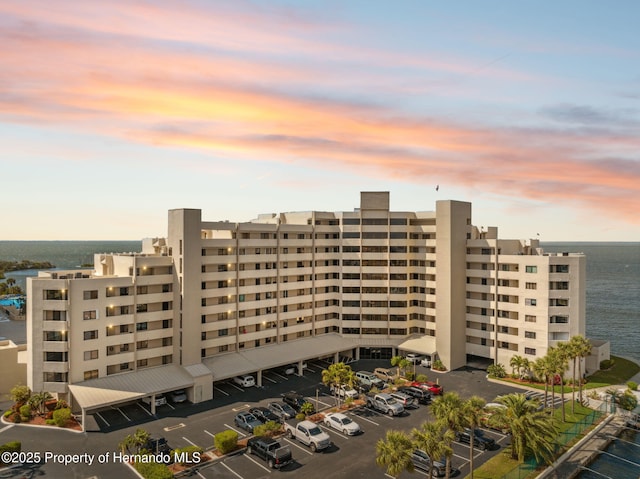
411, 381, 443, 395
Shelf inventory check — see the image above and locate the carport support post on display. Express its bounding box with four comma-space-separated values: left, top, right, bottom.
257, 370, 263, 387
334, 352, 339, 364
297, 360, 303, 376
150, 396, 156, 415
81, 408, 86, 432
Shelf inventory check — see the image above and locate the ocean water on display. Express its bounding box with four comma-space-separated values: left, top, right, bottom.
1, 240, 638, 362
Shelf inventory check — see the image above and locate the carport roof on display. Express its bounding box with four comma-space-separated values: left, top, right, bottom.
203, 333, 355, 381
68, 364, 195, 411
398, 335, 436, 356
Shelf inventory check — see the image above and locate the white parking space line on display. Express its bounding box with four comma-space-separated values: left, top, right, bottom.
307, 397, 333, 408
348, 412, 379, 426
270, 371, 288, 380
182, 436, 199, 447
165, 402, 175, 410
214, 386, 230, 396
113, 406, 130, 421
452, 452, 468, 461
224, 424, 247, 437
220, 461, 244, 479
362, 407, 393, 420
281, 437, 313, 456
305, 367, 316, 373
318, 424, 349, 440
232, 404, 251, 412
0, 425, 14, 433
228, 382, 245, 392
243, 452, 272, 473
194, 470, 206, 479
204, 429, 215, 438
95, 412, 110, 426
137, 403, 153, 416
262, 375, 277, 383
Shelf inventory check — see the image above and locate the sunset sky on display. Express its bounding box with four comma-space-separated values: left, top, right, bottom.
2, 1, 639, 241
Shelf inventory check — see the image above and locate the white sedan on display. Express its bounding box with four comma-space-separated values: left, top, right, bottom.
323, 412, 361, 436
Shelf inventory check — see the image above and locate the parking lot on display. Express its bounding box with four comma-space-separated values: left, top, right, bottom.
89, 359, 524, 478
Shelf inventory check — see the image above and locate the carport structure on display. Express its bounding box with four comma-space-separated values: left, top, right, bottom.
398, 335, 437, 358
68, 364, 196, 431
204, 333, 356, 386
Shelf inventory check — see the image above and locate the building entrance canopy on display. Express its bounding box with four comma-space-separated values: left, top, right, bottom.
398, 336, 436, 357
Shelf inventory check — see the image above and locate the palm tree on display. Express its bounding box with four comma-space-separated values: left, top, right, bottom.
555, 342, 571, 422
545, 348, 562, 415
412, 421, 452, 479
510, 355, 524, 378
493, 393, 557, 463
431, 391, 464, 478
532, 357, 551, 411
462, 396, 486, 479
572, 335, 592, 404
322, 362, 355, 406
390, 356, 410, 378
28, 391, 53, 416
375, 430, 414, 478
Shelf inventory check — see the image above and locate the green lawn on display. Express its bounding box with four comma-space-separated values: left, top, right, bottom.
584, 356, 640, 388
466, 401, 599, 479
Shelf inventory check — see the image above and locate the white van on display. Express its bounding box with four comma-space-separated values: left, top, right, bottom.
233, 375, 256, 387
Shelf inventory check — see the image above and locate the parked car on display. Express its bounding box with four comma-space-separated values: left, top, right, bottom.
480, 403, 509, 434
420, 357, 432, 368
145, 435, 171, 454
283, 420, 332, 452
233, 375, 256, 388
268, 401, 297, 421
411, 381, 443, 395
330, 384, 359, 399
373, 367, 399, 382
170, 389, 187, 403
323, 412, 361, 436
366, 392, 404, 416
142, 394, 167, 407
406, 353, 426, 364
246, 436, 292, 469
234, 412, 263, 433
281, 363, 308, 375
282, 391, 315, 413
455, 428, 496, 450
411, 449, 446, 477
397, 386, 432, 405
389, 391, 417, 408
355, 371, 384, 388
250, 406, 280, 424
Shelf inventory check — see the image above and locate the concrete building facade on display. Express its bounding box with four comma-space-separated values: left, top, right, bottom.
26, 192, 593, 418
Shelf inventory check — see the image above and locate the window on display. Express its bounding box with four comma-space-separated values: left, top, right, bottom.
84, 370, 98, 380
137, 340, 148, 349
525, 282, 537, 290
84, 350, 98, 360
525, 331, 536, 339
136, 322, 148, 331
120, 363, 130, 371
550, 315, 569, 324
83, 290, 98, 300
525, 347, 536, 355
218, 329, 228, 337
136, 304, 147, 313
83, 310, 97, 320
525, 266, 537, 273
525, 315, 537, 323
137, 359, 148, 367
525, 298, 537, 306
83, 330, 98, 340
44, 290, 67, 300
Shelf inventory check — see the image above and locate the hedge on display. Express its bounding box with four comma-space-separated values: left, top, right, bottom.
0, 441, 21, 465
133, 460, 173, 479
214, 430, 238, 454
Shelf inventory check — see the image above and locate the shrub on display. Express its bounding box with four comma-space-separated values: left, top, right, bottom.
55, 399, 69, 410
600, 359, 615, 370
300, 402, 315, 416
11, 412, 21, 423
133, 459, 173, 479
46, 419, 55, 425
19, 404, 31, 420
171, 445, 203, 465
344, 396, 354, 406
214, 430, 238, 455
415, 374, 428, 383
253, 420, 282, 438
3, 410, 12, 418
9, 385, 31, 405
627, 381, 638, 391
487, 363, 507, 379
0, 441, 21, 465
295, 412, 306, 421
52, 407, 71, 427
432, 359, 446, 371
405, 372, 415, 381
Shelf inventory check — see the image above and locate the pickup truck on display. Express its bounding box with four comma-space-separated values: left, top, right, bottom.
246, 436, 293, 469
366, 393, 404, 416
283, 420, 332, 452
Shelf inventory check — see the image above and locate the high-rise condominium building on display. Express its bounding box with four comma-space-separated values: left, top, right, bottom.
26, 192, 592, 420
